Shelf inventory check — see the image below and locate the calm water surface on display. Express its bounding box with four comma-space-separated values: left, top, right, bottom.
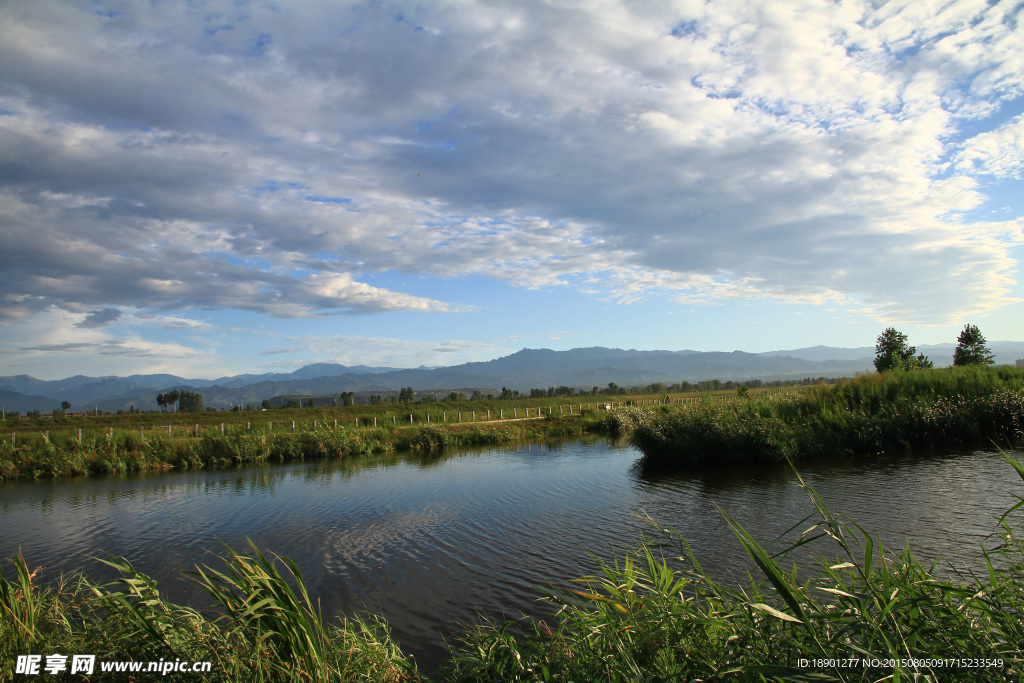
2, 440, 1021, 672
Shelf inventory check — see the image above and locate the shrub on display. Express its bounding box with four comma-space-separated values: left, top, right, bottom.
409, 425, 450, 451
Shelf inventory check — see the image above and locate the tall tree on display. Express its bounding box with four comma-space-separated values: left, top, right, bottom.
953, 324, 995, 366
177, 390, 204, 413
164, 389, 181, 412
874, 328, 933, 372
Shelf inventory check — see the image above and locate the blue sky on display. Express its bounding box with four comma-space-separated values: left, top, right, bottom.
1, 0, 1022, 380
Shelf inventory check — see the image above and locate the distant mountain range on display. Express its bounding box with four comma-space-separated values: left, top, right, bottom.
2, 343, 1023, 414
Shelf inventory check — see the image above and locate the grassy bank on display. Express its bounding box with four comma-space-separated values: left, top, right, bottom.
5, 453, 1024, 681
629, 366, 1024, 469
0, 410, 608, 481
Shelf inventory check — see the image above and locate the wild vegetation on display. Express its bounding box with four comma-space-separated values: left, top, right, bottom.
603, 405, 656, 437
5, 452, 1024, 681
1, 542, 417, 682
0, 404, 613, 481
630, 365, 1024, 469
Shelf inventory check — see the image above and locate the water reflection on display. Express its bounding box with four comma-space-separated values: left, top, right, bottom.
1, 440, 1021, 673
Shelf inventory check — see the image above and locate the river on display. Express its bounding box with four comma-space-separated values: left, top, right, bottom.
1, 439, 1021, 672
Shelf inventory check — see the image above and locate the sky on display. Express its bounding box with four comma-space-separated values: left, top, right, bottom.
1, 0, 1023, 380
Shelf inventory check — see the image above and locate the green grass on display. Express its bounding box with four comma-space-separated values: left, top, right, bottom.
7, 451, 1024, 681
630, 366, 1024, 468
0, 423, 399, 481
1, 542, 418, 682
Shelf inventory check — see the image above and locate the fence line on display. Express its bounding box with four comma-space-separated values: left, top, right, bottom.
3, 391, 786, 447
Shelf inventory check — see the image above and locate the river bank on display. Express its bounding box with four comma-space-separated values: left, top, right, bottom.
0, 411, 607, 481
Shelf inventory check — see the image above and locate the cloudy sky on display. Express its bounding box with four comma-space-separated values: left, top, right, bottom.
1, 0, 1022, 380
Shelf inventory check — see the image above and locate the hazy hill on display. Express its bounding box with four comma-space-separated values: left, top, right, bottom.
0, 390, 60, 414
3, 343, 1022, 413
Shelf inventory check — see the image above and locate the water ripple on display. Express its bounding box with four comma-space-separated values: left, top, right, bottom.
2, 442, 1021, 673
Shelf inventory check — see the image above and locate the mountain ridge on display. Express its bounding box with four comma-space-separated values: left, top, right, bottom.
3, 343, 1022, 413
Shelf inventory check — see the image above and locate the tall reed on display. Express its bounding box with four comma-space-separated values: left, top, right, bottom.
1, 544, 419, 682
631, 367, 1024, 468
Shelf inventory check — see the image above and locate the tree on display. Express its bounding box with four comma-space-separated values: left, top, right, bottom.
340, 392, 355, 406
61, 400, 71, 414
873, 328, 933, 372
399, 387, 415, 403
164, 389, 181, 412
953, 324, 995, 366
156, 393, 166, 411
601, 382, 621, 396
177, 390, 204, 413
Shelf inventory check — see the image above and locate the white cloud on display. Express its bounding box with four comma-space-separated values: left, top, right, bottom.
0, 0, 1021, 339
0, 306, 218, 378
303, 272, 469, 313
955, 113, 1024, 179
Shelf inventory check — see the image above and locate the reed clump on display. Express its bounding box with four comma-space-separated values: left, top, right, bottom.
409, 425, 451, 451
632, 366, 1024, 468
603, 405, 656, 437
1, 542, 419, 682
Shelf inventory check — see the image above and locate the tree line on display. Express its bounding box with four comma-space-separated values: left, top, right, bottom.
155, 389, 204, 413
